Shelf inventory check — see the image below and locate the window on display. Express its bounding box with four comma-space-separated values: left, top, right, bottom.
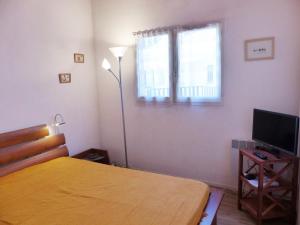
135, 23, 222, 103
176, 25, 221, 102
136, 33, 171, 101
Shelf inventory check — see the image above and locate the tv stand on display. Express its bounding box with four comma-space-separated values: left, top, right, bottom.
238, 148, 299, 225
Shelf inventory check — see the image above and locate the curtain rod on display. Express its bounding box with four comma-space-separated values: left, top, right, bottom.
133, 25, 180, 36
132, 21, 221, 36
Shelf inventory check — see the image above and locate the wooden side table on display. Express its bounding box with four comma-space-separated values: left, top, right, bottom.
73, 149, 110, 165
238, 148, 299, 225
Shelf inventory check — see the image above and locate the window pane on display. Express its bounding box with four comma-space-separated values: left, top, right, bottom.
177, 25, 221, 102
136, 34, 170, 99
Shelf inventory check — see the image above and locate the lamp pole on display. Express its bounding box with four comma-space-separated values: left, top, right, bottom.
118, 57, 128, 168
102, 47, 128, 168
104, 54, 128, 168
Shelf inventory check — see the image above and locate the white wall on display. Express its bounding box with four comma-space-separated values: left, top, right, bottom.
0, 0, 101, 155
92, 0, 300, 189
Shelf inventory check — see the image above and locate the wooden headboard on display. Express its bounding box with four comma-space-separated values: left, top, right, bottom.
0, 124, 69, 177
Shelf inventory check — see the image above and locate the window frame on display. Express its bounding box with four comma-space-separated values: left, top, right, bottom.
135, 22, 223, 105
135, 31, 174, 104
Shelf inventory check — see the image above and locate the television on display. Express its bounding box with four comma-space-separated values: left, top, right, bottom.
252, 109, 299, 155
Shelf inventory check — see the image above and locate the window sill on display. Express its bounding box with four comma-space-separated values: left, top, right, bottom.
136, 97, 224, 106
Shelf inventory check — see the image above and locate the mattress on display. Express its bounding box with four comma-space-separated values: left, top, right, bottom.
0, 157, 209, 225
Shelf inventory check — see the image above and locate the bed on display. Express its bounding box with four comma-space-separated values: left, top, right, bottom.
0, 124, 223, 225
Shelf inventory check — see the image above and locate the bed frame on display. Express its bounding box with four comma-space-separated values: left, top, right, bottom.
0, 124, 223, 225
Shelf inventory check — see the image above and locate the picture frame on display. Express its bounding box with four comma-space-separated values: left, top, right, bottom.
74, 53, 84, 63
59, 73, 71, 84
245, 37, 275, 61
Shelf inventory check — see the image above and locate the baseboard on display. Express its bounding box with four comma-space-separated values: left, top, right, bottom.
129, 164, 238, 193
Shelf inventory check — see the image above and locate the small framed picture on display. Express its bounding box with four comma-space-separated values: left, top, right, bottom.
59, 73, 71, 84
74, 53, 84, 63
245, 37, 275, 61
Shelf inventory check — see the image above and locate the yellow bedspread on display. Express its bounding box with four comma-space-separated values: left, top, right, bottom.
0, 157, 209, 225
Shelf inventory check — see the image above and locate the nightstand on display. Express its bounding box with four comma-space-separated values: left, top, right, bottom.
73, 149, 110, 165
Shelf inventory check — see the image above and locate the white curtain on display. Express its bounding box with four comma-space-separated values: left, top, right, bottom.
176, 24, 221, 102
136, 31, 171, 100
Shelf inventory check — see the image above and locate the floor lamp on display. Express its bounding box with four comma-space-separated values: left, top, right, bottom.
102, 47, 129, 168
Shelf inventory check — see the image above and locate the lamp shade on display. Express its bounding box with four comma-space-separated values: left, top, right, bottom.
102, 58, 111, 71
109, 47, 128, 58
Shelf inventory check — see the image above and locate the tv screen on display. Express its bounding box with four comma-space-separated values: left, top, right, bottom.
252, 109, 299, 155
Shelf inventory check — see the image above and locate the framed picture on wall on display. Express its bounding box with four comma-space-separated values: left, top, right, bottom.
245, 37, 275, 61
59, 73, 71, 84
74, 53, 85, 63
